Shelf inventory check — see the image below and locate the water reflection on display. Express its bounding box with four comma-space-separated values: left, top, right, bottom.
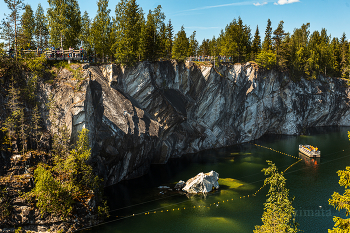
86, 126, 350, 233
299, 152, 320, 168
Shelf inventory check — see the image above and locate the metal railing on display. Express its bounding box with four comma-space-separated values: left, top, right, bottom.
5, 49, 86, 61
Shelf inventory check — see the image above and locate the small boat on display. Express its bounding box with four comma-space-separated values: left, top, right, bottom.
299, 145, 321, 158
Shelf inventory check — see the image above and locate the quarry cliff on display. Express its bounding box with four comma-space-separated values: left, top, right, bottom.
42, 61, 350, 186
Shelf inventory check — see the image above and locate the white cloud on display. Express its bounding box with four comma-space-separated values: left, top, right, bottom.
184, 1, 254, 12
274, 0, 300, 5
186, 27, 221, 30
253, 2, 268, 6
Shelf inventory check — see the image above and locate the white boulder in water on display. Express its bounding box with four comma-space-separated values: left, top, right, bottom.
182, 171, 219, 193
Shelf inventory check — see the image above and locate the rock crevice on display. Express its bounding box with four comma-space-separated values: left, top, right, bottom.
44, 61, 350, 186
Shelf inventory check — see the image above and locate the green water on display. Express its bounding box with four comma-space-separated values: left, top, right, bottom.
85, 127, 350, 233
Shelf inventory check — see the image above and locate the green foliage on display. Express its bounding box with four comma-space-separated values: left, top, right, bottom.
251, 25, 261, 60
165, 19, 173, 58
31, 164, 74, 218
113, 0, 143, 65
28, 128, 104, 219
80, 11, 92, 54
262, 19, 273, 52
30, 105, 41, 149
3, 77, 21, 149
98, 200, 110, 218
0, 187, 12, 221
328, 132, 350, 232
172, 26, 189, 61
141, 10, 157, 61
20, 4, 35, 49
1, 18, 14, 51
256, 50, 276, 70
3, 0, 25, 58
188, 31, 198, 57
18, 107, 27, 155
47, 0, 82, 48
254, 160, 299, 233
217, 17, 251, 63
90, 0, 112, 61
34, 3, 49, 49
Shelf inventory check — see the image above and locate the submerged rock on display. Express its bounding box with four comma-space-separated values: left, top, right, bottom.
182, 171, 219, 194
174, 180, 186, 190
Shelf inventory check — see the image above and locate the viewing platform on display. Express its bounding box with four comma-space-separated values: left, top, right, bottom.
5, 49, 85, 61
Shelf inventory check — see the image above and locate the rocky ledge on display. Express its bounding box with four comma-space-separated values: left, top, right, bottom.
41, 61, 350, 186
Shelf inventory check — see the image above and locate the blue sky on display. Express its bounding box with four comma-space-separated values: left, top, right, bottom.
1, 0, 349, 43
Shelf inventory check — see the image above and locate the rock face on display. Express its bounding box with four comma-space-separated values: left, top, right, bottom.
42, 61, 350, 186
182, 171, 219, 194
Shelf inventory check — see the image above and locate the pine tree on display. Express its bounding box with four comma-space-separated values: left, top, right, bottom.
80, 11, 91, 54
28, 128, 104, 219
251, 25, 261, 60
113, 0, 143, 65
330, 37, 341, 77
47, 0, 81, 48
209, 36, 217, 58
0, 19, 14, 52
254, 160, 299, 233
34, 4, 49, 49
3, 77, 21, 151
20, 4, 35, 50
142, 10, 157, 61
273, 21, 287, 66
172, 26, 189, 60
340, 33, 349, 78
262, 19, 273, 52
288, 23, 310, 78
18, 107, 27, 155
235, 17, 251, 63
188, 31, 198, 57
158, 22, 167, 59
199, 39, 210, 56
3, 0, 25, 59
31, 105, 41, 150
90, 0, 112, 62
166, 19, 173, 59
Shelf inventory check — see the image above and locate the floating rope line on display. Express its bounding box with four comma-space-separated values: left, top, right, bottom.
78, 145, 350, 232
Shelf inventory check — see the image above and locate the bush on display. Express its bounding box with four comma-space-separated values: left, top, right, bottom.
256, 50, 276, 70
27, 128, 104, 219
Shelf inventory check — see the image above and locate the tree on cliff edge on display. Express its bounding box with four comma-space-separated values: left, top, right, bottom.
172, 26, 189, 60
90, 0, 112, 62
47, 0, 81, 48
254, 161, 299, 233
34, 4, 49, 49
112, 0, 143, 65
3, 0, 25, 58
262, 19, 272, 52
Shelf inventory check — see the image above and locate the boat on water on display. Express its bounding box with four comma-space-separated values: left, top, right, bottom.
299, 145, 321, 158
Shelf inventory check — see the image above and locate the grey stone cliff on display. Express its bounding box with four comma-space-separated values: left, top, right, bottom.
43, 61, 350, 186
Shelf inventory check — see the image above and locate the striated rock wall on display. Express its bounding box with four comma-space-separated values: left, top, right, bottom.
43, 61, 350, 186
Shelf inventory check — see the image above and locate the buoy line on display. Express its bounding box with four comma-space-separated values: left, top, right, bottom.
77, 146, 350, 232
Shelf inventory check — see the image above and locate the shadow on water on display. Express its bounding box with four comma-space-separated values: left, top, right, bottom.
87, 126, 350, 233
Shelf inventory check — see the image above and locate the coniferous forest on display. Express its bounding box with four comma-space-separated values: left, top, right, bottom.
1, 0, 350, 232
0, 0, 349, 79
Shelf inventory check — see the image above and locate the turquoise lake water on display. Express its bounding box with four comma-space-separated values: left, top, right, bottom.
83, 126, 350, 233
